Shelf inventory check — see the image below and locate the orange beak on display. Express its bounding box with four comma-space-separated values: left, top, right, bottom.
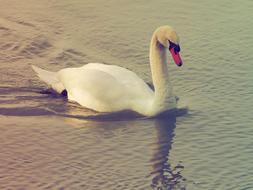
169, 47, 183, 67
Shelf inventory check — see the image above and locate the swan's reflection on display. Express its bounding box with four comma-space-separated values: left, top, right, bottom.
151, 116, 186, 189
60, 104, 187, 189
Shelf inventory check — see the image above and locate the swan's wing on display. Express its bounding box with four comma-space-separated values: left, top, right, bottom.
57, 63, 153, 112
82, 63, 154, 96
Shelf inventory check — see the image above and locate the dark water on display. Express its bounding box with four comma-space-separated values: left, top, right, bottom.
1, 0, 253, 189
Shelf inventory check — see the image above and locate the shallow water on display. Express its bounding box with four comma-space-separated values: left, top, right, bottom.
1, 0, 253, 189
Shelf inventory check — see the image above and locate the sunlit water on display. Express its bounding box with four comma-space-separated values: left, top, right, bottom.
1, 0, 253, 189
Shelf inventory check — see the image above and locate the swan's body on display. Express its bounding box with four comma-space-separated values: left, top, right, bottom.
32, 25, 183, 117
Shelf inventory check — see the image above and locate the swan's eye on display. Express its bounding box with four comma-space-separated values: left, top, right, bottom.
169, 40, 181, 53
175, 45, 180, 53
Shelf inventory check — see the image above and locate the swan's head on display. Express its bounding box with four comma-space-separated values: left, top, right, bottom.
155, 25, 183, 67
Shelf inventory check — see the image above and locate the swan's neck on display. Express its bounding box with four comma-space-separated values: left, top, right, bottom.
149, 34, 174, 114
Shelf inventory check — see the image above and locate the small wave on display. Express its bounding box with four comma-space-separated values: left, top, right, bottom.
0, 86, 42, 94
0, 107, 56, 116
0, 26, 9, 31
65, 48, 86, 57
15, 20, 35, 28
50, 48, 87, 67
19, 37, 52, 58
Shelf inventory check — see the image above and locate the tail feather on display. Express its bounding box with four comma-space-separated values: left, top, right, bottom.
32, 65, 65, 93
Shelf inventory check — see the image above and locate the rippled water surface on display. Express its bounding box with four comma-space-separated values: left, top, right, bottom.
1, 0, 253, 189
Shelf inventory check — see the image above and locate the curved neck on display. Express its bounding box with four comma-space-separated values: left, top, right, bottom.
149, 33, 173, 113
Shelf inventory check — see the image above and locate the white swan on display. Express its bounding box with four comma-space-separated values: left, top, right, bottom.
32, 25, 183, 117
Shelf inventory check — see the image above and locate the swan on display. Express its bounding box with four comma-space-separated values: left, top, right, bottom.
32, 25, 183, 117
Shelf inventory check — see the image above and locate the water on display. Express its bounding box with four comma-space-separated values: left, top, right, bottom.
0, 0, 253, 189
